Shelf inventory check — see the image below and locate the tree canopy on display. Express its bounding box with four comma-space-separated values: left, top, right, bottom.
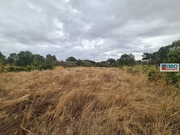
142, 39, 180, 65
106, 58, 115, 65
66, 56, 77, 62
118, 54, 135, 66
1, 38, 180, 72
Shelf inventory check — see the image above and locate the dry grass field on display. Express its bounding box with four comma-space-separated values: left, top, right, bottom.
0, 67, 180, 135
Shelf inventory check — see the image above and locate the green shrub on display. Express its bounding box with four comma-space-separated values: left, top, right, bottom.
121, 65, 155, 75
165, 72, 180, 84
5, 66, 26, 72
38, 64, 54, 70
14, 67, 26, 72
142, 65, 154, 74
125, 66, 141, 74
0, 64, 4, 73
6, 66, 15, 72
147, 68, 161, 81
26, 65, 32, 71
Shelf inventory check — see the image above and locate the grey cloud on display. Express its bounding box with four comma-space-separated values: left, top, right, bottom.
0, 0, 180, 61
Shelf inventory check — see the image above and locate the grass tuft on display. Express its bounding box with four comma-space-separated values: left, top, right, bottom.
0, 67, 180, 135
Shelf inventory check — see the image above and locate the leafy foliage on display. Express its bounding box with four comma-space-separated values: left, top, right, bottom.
122, 65, 180, 87
66, 56, 77, 62
118, 53, 135, 66
7, 53, 17, 65
165, 50, 180, 63
142, 39, 180, 65
106, 58, 115, 65
0, 52, 6, 65
15, 51, 34, 66
0, 38, 180, 73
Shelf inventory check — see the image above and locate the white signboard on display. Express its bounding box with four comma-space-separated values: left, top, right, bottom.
160, 63, 179, 72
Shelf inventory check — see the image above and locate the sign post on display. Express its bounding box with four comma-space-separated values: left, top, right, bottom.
160, 63, 179, 72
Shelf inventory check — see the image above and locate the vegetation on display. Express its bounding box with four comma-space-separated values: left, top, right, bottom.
118, 53, 136, 66
0, 51, 58, 72
121, 65, 180, 87
142, 39, 180, 66
0, 39, 179, 90
0, 39, 180, 72
0, 39, 180, 134
0, 67, 180, 135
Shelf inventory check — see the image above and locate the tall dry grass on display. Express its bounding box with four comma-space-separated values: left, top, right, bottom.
0, 67, 180, 135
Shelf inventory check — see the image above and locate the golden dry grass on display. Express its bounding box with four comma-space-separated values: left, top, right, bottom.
0, 67, 180, 135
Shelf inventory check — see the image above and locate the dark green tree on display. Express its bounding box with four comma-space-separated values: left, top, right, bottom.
84, 60, 96, 65
7, 53, 17, 65
46, 54, 57, 63
76, 59, 83, 66
106, 58, 115, 65
165, 50, 180, 63
119, 53, 135, 66
95, 61, 108, 67
39, 54, 57, 70
172, 39, 180, 49
33, 54, 45, 66
16, 51, 34, 66
81, 60, 94, 67
66, 56, 77, 62
156, 46, 171, 63
142, 52, 153, 61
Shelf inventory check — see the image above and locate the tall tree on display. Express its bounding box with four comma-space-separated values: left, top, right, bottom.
157, 46, 170, 63
165, 50, 180, 63
84, 59, 96, 65
46, 54, 57, 63
142, 52, 153, 61
7, 53, 17, 65
172, 39, 180, 49
106, 58, 115, 65
76, 59, 83, 66
33, 54, 45, 66
119, 54, 135, 66
16, 51, 33, 66
66, 56, 77, 62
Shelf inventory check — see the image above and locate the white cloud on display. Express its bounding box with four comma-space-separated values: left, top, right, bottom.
0, 0, 180, 61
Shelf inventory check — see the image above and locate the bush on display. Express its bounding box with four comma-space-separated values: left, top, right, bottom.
121, 65, 155, 75
5, 65, 27, 72
56, 61, 77, 68
165, 72, 180, 84
7, 66, 15, 72
121, 65, 180, 86
26, 65, 32, 71
127, 66, 142, 74
142, 65, 153, 74
0, 64, 4, 73
147, 68, 161, 81
38, 64, 54, 70
95, 62, 109, 67
26, 65, 38, 71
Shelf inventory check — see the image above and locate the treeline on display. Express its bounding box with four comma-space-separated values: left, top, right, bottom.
0, 50, 137, 72
0, 39, 180, 72
142, 39, 180, 66
0, 51, 57, 72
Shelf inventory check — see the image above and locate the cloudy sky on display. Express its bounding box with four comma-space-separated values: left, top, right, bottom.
0, 0, 180, 61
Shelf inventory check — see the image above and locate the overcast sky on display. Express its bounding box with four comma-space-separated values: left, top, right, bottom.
0, 0, 180, 61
